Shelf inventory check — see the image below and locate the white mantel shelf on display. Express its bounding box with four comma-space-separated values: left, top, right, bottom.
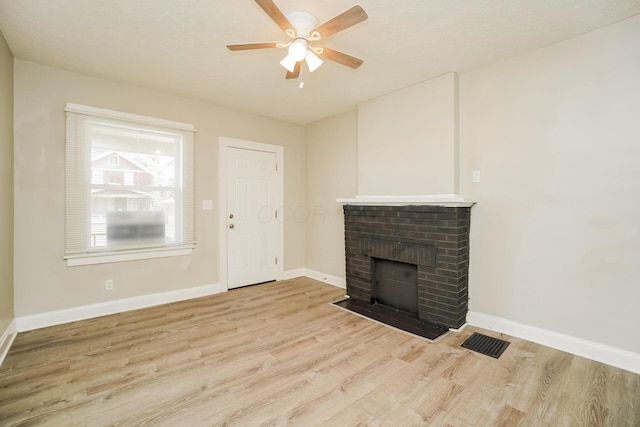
337, 195, 475, 208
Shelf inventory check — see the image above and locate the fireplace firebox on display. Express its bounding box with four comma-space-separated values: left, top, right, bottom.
373, 258, 418, 316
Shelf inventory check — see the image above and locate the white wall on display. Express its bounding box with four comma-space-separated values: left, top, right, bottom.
0, 32, 14, 333
305, 110, 358, 279
460, 14, 640, 353
357, 72, 459, 196
13, 60, 306, 317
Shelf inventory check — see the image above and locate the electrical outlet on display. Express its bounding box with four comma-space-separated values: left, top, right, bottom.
472, 171, 481, 183
105, 279, 114, 291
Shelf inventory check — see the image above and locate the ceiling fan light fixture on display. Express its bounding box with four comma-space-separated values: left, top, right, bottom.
305, 51, 323, 72
280, 54, 297, 72
288, 39, 307, 61
281, 39, 308, 72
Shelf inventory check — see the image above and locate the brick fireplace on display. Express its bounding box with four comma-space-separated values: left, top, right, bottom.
343, 204, 471, 329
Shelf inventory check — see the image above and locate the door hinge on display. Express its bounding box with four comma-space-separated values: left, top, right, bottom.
275, 257, 278, 265
275, 210, 278, 219
275, 163, 278, 171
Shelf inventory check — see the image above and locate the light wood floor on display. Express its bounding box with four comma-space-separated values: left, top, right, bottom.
1, 278, 638, 426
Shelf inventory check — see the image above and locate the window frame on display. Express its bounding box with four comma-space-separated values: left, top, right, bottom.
64, 103, 196, 267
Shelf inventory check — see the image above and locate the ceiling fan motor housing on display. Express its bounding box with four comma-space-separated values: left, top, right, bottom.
286, 11, 319, 38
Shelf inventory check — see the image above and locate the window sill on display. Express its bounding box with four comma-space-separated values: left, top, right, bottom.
65, 246, 194, 267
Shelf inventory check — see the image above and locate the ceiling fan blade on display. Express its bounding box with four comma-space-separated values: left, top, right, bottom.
318, 47, 363, 69
255, 0, 293, 33
226, 42, 279, 51
312, 5, 368, 39
285, 62, 301, 79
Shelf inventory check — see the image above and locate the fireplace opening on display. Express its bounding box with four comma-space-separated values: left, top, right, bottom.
373, 258, 418, 317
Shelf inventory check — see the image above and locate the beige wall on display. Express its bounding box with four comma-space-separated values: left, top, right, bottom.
305, 110, 358, 278
357, 72, 459, 196
0, 32, 14, 332
7, 13, 640, 360
460, 15, 640, 353
13, 60, 305, 317
304, 16, 640, 355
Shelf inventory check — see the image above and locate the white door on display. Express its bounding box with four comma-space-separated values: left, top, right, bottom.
226, 147, 278, 289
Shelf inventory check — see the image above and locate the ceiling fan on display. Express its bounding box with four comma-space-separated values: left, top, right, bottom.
227, 0, 368, 79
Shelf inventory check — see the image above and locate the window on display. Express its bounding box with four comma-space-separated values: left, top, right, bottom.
65, 103, 195, 266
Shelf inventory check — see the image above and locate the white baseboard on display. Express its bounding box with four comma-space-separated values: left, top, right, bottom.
303, 269, 346, 289
448, 323, 468, 333
15, 283, 222, 332
0, 319, 17, 367
282, 268, 306, 281
282, 268, 346, 289
467, 311, 640, 375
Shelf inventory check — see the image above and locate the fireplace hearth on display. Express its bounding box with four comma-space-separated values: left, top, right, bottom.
343, 204, 472, 330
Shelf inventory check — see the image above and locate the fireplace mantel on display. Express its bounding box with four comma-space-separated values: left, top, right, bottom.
337, 194, 475, 208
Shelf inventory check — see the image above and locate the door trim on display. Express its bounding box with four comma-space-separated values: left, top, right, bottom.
219, 137, 284, 291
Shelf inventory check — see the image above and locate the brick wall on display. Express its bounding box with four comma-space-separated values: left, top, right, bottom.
343, 205, 471, 329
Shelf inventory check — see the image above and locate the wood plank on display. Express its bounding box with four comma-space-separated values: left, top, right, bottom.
1, 278, 639, 426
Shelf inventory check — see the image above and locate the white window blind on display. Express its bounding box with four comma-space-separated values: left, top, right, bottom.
65, 104, 195, 263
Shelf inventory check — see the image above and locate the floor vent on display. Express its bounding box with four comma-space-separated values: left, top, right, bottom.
461, 332, 510, 359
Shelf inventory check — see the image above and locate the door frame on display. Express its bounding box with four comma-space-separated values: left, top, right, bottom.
219, 137, 284, 291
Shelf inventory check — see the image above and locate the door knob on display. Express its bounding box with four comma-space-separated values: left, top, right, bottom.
229, 224, 235, 229
229, 213, 234, 219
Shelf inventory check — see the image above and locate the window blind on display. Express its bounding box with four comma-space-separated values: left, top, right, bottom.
65, 104, 195, 258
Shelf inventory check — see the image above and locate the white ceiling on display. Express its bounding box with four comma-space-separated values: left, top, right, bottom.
1, 1, 639, 124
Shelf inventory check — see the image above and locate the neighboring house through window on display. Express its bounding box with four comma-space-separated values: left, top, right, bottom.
65, 103, 195, 266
